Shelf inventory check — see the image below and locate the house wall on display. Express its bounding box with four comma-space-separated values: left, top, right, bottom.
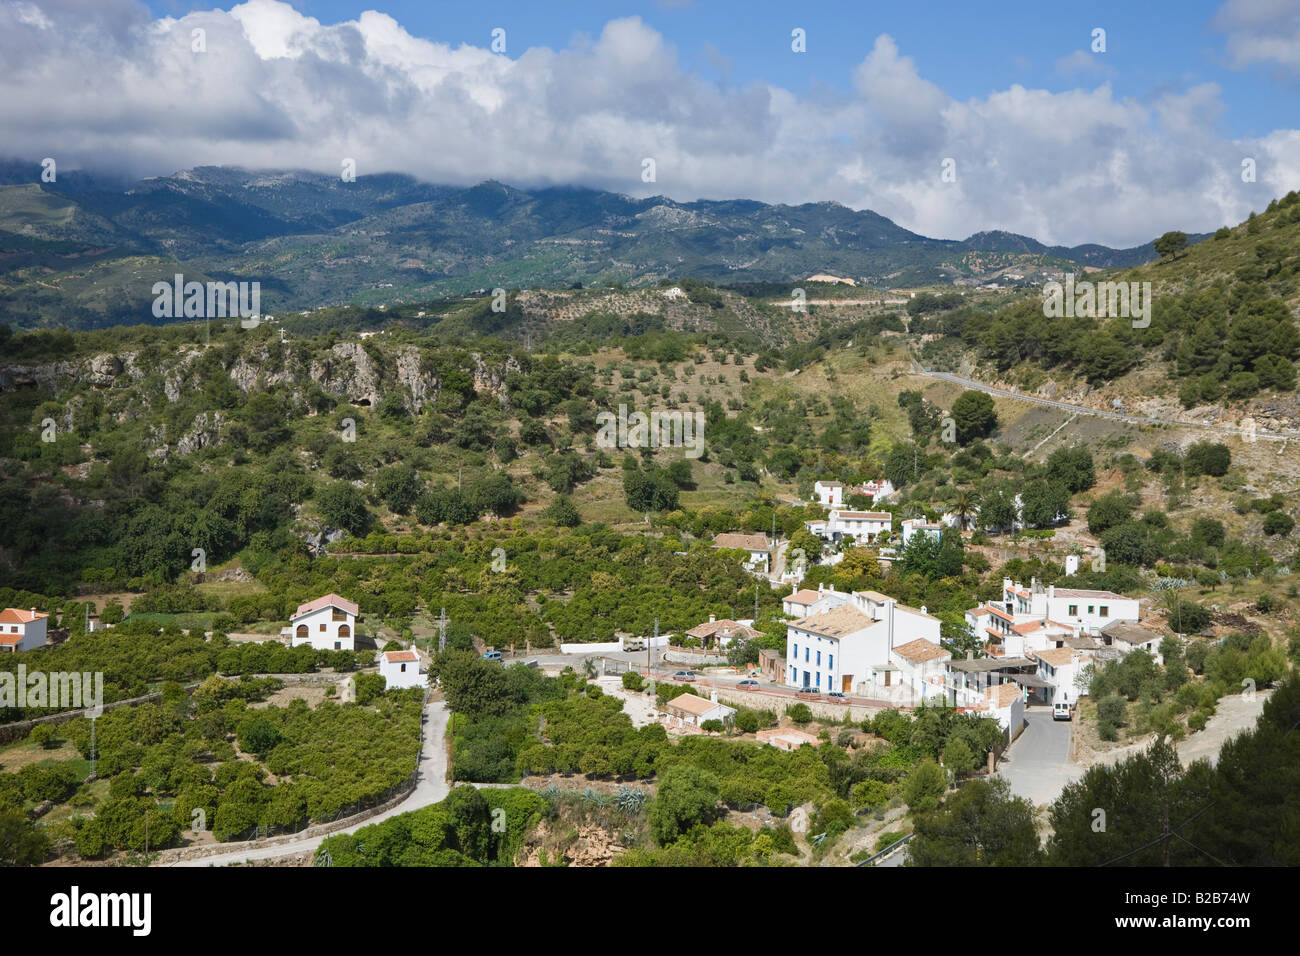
290, 606, 355, 651
2, 618, 47, 653
379, 659, 423, 690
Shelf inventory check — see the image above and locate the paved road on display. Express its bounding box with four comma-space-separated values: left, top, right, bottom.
996, 709, 1084, 808
919, 369, 1298, 442
169, 696, 450, 867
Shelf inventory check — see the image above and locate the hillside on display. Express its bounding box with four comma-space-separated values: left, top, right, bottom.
0, 163, 1172, 329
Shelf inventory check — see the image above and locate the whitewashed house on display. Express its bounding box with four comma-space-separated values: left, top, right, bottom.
900, 517, 943, 547
685, 616, 763, 650
1033, 647, 1083, 706
890, 637, 952, 703
1100, 621, 1165, 665
0, 608, 48, 653
782, 585, 850, 618
378, 650, 424, 690
856, 478, 895, 504
785, 593, 940, 694
813, 480, 845, 507
805, 510, 892, 545
289, 593, 358, 651
712, 533, 772, 573
662, 692, 735, 729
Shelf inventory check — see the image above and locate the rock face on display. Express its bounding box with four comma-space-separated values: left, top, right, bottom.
472, 352, 521, 406
394, 346, 439, 413
88, 354, 123, 387
176, 411, 223, 456
309, 342, 382, 407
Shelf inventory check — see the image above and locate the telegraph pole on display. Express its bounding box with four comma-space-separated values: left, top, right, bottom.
437, 607, 448, 653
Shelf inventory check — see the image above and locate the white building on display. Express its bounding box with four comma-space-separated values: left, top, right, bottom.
782, 585, 850, 618
1033, 647, 1083, 706
289, 593, 358, 651
900, 517, 943, 547
378, 649, 424, 690
0, 608, 48, 653
685, 617, 763, 650
712, 533, 772, 573
890, 637, 952, 703
969, 579, 1141, 655
1100, 621, 1165, 665
805, 510, 892, 545
857, 479, 895, 504
813, 480, 845, 507
662, 692, 736, 729
785, 593, 940, 694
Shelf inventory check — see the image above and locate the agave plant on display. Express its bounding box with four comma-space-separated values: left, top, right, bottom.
615, 786, 648, 814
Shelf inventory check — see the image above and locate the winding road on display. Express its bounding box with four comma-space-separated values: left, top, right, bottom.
918, 369, 1299, 442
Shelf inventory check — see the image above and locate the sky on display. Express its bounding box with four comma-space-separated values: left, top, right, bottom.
3, 0, 1300, 247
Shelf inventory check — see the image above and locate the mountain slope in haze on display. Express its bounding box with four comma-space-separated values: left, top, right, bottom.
0, 161, 1182, 329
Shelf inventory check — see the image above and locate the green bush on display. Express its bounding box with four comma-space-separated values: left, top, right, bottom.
787, 703, 813, 725
621, 671, 645, 692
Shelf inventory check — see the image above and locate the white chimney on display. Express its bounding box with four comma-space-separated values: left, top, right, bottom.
818, 583, 825, 596
1049, 584, 1055, 602
886, 600, 896, 652
921, 606, 927, 616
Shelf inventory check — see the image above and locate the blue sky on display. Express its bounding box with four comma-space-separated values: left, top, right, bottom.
140, 0, 1294, 137
7, 0, 1300, 246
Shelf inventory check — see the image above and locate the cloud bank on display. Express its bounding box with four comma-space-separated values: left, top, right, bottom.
2, 0, 1298, 247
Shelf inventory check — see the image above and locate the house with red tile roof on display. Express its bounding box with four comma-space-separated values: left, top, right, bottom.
288, 593, 358, 651
0, 607, 48, 653
379, 649, 423, 690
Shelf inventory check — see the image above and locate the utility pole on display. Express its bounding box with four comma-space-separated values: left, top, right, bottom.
89, 717, 96, 776
437, 607, 448, 653
457, 468, 462, 492
754, 583, 759, 622
650, 617, 658, 675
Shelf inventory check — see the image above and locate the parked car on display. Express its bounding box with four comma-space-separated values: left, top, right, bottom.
673, 670, 697, 681
481, 650, 503, 663
797, 686, 821, 698
737, 679, 760, 689
622, 637, 647, 652
1053, 701, 1072, 721
827, 690, 847, 700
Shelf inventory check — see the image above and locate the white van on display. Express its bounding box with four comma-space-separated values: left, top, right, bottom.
1053, 701, 1072, 721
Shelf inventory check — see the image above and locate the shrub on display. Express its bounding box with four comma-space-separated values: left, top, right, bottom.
621, 671, 645, 692
787, 703, 813, 725
700, 719, 724, 734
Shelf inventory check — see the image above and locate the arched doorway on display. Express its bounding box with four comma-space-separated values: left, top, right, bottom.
295, 624, 308, 641
338, 624, 351, 640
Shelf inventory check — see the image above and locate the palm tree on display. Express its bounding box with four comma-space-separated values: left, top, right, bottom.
953, 491, 979, 531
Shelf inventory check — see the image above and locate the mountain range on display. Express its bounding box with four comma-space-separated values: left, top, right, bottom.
0, 162, 1194, 329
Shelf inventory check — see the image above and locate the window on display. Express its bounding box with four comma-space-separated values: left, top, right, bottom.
816, 651, 821, 666
1100, 606, 1109, 618
1087, 605, 1094, 614
400, 663, 407, 672
805, 647, 809, 662
1068, 604, 1078, 616
828, 654, 834, 670
793, 644, 798, 660
319, 623, 326, 631
332, 608, 348, 622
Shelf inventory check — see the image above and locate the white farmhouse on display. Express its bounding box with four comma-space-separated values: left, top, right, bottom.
782, 585, 850, 618
0, 608, 48, 653
890, 637, 951, 703
900, 517, 943, 547
289, 593, 358, 651
813, 480, 845, 507
712, 533, 772, 573
378, 649, 424, 690
662, 692, 736, 729
1033, 647, 1083, 706
805, 510, 892, 545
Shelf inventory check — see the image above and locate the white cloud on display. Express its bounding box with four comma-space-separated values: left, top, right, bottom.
1213, 0, 1300, 72
0, 0, 1296, 247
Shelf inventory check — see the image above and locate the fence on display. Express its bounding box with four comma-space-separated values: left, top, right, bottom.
855, 832, 913, 867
